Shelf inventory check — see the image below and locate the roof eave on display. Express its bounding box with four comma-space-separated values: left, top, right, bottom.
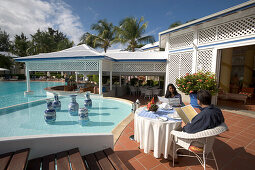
15, 56, 114, 62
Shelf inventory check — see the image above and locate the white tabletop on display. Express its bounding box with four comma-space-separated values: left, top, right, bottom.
134, 107, 181, 159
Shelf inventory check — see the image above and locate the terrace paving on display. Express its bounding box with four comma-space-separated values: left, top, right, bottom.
114, 95, 255, 169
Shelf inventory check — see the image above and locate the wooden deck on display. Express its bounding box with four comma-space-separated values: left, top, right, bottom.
0, 148, 127, 170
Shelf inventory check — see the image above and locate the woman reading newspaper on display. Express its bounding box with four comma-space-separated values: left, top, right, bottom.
181, 90, 225, 133
165, 84, 183, 105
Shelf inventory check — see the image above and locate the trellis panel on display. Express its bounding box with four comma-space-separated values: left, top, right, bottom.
27, 60, 98, 71
197, 49, 213, 72
179, 52, 193, 77
168, 52, 193, 85
113, 62, 166, 72
102, 61, 112, 71
198, 27, 217, 44
169, 32, 194, 49
217, 15, 255, 40
168, 54, 180, 86
198, 15, 255, 44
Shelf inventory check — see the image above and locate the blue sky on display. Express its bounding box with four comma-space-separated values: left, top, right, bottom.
0, 0, 250, 46
64, 0, 249, 40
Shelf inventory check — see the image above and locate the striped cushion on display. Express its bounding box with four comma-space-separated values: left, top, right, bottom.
189, 145, 203, 153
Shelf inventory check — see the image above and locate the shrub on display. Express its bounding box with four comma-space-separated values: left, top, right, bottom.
176, 71, 218, 95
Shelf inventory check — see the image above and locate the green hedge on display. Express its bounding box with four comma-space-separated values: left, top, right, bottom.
0, 74, 26, 80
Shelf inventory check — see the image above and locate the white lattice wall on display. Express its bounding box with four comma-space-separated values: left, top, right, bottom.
179, 52, 193, 77
27, 60, 98, 71
169, 32, 194, 49
199, 15, 255, 44
198, 27, 217, 44
197, 49, 213, 72
113, 62, 166, 72
102, 61, 112, 71
167, 52, 193, 85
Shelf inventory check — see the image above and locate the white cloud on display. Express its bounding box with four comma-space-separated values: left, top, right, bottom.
0, 0, 84, 44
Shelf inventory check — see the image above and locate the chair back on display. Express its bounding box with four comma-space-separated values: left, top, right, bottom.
152, 89, 161, 96
145, 89, 152, 95
171, 123, 228, 154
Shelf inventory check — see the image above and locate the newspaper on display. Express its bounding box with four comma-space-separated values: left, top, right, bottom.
174, 105, 198, 124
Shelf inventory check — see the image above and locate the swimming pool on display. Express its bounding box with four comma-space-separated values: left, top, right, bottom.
0, 96, 131, 137
0, 81, 64, 108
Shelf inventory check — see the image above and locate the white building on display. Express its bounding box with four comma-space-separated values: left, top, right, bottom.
159, 0, 255, 96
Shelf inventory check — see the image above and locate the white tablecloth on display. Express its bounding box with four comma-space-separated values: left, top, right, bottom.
134, 107, 181, 159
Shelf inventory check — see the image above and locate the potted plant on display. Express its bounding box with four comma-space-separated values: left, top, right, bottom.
176, 71, 218, 108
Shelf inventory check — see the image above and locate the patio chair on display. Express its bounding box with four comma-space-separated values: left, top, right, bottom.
152, 89, 161, 96
171, 123, 228, 170
129, 86, 137, 95
139, 87, 147, 97
144, 89, 153, 99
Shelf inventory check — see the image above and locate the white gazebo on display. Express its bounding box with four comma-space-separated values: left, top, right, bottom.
15, 44, 167, 95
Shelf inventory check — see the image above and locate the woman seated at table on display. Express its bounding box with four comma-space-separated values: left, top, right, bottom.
165, 83, 183, 104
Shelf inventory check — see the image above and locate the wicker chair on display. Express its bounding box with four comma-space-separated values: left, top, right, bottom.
129, 86, 137, 95
144, 89, 153, 99
171, 123, 228, 170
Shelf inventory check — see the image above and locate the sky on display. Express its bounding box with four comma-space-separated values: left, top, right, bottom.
0, 0, 250, 48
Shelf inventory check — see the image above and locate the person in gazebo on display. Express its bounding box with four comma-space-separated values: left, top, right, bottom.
165, 83, 183, 104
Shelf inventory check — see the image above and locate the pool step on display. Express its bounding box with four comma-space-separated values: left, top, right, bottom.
0, 148, 30, 170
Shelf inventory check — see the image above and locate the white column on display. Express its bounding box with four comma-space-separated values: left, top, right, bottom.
25, 63, 30, 92
164, 34, 170, 94
211, 48, 218, 73
119, 74, 122, 87
192, 26, 198, 73
110, 70, 112, 90
75, 72, 78, 82
99, 60, 102, 95
124, 76, 127, 85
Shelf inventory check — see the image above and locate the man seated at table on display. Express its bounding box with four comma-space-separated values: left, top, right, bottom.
181, 90, 225, 133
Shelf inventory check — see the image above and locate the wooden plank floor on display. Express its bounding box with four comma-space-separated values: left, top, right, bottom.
83, 148, 128, 170
0, 148, 30, 170
1, 147, 127, 170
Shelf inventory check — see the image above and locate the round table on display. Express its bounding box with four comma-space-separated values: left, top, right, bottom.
134, 107, 181, 159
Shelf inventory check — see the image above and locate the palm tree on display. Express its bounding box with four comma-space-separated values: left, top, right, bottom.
80, 19, 115, 53
168, 21, 182, 29
115, 16, 155, 52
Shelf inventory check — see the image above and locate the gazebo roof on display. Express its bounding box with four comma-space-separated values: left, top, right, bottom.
104, 50, 166, 62
15, 44, 108, 62
15, 44, 166, 62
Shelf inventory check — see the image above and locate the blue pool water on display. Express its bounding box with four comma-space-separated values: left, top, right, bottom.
0, 81, 64, 108
0, 82, 131, 137
0, 96, 131, 137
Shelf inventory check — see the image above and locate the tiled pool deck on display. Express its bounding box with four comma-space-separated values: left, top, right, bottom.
114, 96, 255, 169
